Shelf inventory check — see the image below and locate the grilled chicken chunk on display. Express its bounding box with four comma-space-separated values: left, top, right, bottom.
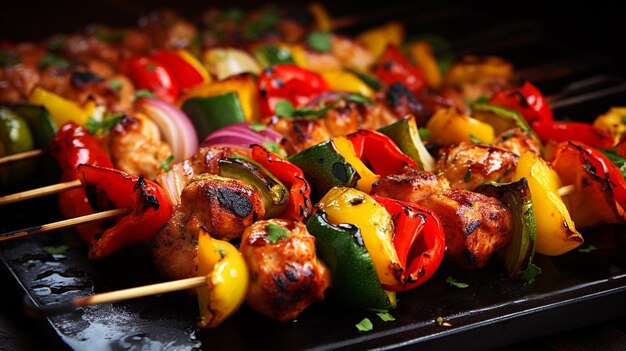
240, 219, 330, 322
418, 189, 513, 269
151, 174, 265, 280
108, 113, 172, 180
371, 168, 451, 203
436, 142, 518, 191
492, 127, 541, 156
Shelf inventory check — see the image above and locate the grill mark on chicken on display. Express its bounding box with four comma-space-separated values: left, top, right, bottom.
217, 187, 253, 217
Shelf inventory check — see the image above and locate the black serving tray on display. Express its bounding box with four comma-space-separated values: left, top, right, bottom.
2, 201, 626, 351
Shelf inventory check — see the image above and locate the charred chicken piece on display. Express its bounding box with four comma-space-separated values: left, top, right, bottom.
436, 142, 518, 191
418, 189, 513, 269
151, 174, 265, 280
240, 219, 330, 322
371, 168, 451, 203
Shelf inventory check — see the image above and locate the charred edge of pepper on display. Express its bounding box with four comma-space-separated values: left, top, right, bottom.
134, 176, 160, 210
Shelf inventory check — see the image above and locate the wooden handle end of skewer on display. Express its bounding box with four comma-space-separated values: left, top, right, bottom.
0, 149, 46, 166
0, 179, 82, 206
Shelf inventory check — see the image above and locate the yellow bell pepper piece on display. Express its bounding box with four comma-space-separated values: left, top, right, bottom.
178, 49, 212, 85
196, 229, 249, 328
308, 2, 333, 31
407, 41, 442, 90
321, 70, 374, 97
178, 74, 260, 122
332, 136, 380, 193
28, 87, 95, 126
426, 107, 495, 146
357, 22, 405, 60
514, 151, 583, 256
592, 107, 626, 144
317, 187, 402, 287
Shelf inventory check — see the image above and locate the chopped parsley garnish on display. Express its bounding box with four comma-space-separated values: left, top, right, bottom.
249, 123, 267, 132
355, 318, 373, 332
0, 51, 21, 67
523, 262, 542, 286
377, 312, 395, 322
146, 63, 156, 72
42, 244, 69, 255
135, 89, 156, 100
274, 99, 296, 118
621, 115, 626, 125
215, 246, 226, 259
345, 93, 372, 105
108, 79, 123, 93
159, 155, 175, 172
39, 53, 73, 69
94, 27, 126, 43
222, 8, 244, 22
243, 6, 279, 39
578, 245, 597, 253
266, 223, 290, 243
599, 149, 626, 178
274, 98, 346, 119
435, 316, 444, 325
468, 133, 482, 144
418, 127, 431, 141
263, 141, 286, 157
86, 113, 124, 136
307, 31, 332, 52
463, 169, 472, 182
446, 275, 469, 288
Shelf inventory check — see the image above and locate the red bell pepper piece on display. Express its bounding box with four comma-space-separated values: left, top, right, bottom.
257, 64, 331, 117
371, 195, 446, 291
250, 144, 312, 221
149, 50, 210, 89
49, 122, 114, 244
346, 129, 419, 175
372, 44, 427, 96
489, 81, 553, 123
532, 120, 614, 150
551, 141, 626, 210
119, 56, 180, 103
76, 164, 174, 259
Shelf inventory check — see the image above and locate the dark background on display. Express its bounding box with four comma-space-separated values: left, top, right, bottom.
1, 0, 624, 63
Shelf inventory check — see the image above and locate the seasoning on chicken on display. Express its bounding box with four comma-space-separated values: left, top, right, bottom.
107, 113, 172, 180
151, 174, 265, 280
240, 219, 330, 322
418, 189, 513, 269
371, 168, 451, 203
436, 142, 518, 191
492, 127, 541, 156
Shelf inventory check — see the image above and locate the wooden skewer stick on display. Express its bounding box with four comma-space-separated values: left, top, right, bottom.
0, 149, 45, 166
0, 179, 82, 206
25, 276, 207, 317
558, 185, 575, 197
0, 208, 131, 242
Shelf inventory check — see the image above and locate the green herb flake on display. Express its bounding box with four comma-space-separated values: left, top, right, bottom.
86, 113, 124, 136
215, 246, 226, 259
307, 31, 332, 52
222, 8, 244, 22
523, 262, 542, 286
274, 99, 296, 118
249, 123, 267, 132
108, 79, 123, 93
621, 116, 626, 125
446, 275, 469, 288
435, 316, 444, 325
266, 223, 290, 243
599, 149, 626, 178
463, 169, 472, 182
263, 142, 286, 157
346, 93, 372, 105
468, 133, 482, 144
0, 51, 21, 67
355, 318, 373, 332
135, 89, 156, 100
42, 244, 69, 255
243, 6, 279, 39
377, 312, 395, 322
578, 245, 597, 253
418, 127, 431, 141
146, 63, 156, 72
47, 35, 67, 51
94, 27, 126, 43
39, 53, 73, 69
159, 155, 175, 172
